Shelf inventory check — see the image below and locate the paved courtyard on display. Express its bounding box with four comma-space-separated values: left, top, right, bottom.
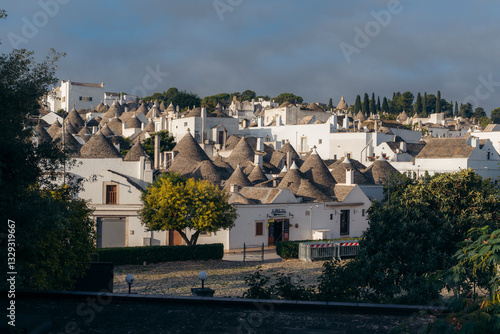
113, 250, 327, 297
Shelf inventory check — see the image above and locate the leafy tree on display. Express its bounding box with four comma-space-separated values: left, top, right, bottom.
346, 170, 500, 304
362, 93, 369, 116
353, 95, 362, 113
474, 107, 486, 119
436, 90, 441, 114
272, 92, 303, 105
141, 130, 175, 163
327, 98, 333, 111
201, 93, 230, 112
400, 91, 414, 113
241, 89, 256, 102
491, 108, 500, 124
425, 93, 436, 114
139, 173, 238, 246
255, 95, 270, 101
460, 103, 473, 119
172, 90, 201, 111
0, 14, 95, 290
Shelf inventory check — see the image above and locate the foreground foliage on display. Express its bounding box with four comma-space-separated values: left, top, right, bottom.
0, 13, 96, 290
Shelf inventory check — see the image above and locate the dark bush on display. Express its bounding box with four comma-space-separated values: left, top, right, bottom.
96, 243, 224, 265
275, 241, 302, 259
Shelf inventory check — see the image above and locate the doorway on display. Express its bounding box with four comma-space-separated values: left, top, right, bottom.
268, 218, 290, 246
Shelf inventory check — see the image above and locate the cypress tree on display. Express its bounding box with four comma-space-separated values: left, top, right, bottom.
363, 93, 369, 116
354, 95, 362, 113
377, 96, 381, 113
370, 93, 376, 115
415, 92, 422, 116
422, 92, 427, 117
455, 101, 459, 117
382, 97, 389, 113
436, 90, 441, 114
327, 98, 333, 111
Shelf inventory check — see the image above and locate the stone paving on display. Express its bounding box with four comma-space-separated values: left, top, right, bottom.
114, 253, 327, 297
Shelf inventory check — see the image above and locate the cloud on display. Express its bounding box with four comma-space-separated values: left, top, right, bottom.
1, 0, 499, 112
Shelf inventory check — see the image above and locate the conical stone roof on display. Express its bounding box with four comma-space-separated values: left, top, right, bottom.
79, 131, 122, 159
223, 165, 252, 191
77, 126, 92, 143
248, 165, 268, 184
336, 96, 348, 110
100, 124, 115, 137
330, 157, 369, 184
277, 161, 303, 194
47, 119, 62, 139
107, 117, 123, 136
67, 108, 84, 129
126, 115, 142, 129
136, 103, 148, 115
52, 127, 82, 155
63, 120, 78, 134
191, 160, 223, 184
296, 178, 331, 202
225, 137, 255, 169
362, 156, 400, 184
300, 148, 336, 193
171, 131, 210, 162
34, 123, 52, 144
124, 141, 150, 161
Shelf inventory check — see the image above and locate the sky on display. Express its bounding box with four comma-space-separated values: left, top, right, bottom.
1, 0, 500, 113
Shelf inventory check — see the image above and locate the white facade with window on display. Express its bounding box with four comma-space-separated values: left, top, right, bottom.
46, 80, 105, 112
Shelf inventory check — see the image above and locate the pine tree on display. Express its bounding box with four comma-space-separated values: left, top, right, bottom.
354, 95, 362, 113
436, 90, 441, 114
415, 92, 422, 116
363, 93, 369, 116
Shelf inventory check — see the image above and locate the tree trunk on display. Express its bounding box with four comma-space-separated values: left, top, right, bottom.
176, 229, 201, 246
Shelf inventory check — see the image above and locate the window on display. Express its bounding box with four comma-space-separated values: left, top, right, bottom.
362, 209, 365, 217
89, 97, 93, 101
184, 122, 188, 127
346, 153, 351, 159
487, 152, 491, 160
106, 185, 117, 204
305, 210, 310, 216
300, 137, 308, 152
79, 96, 82, 101
255, 221, 264, 236
340, 210, 350, 235
318, 139, 322, 144
330, 214, 333, 220
62, 96, 66, 102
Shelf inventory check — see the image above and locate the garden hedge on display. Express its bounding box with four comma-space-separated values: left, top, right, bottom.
96, 243, 224, 265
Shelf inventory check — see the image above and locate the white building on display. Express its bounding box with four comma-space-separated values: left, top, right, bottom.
46, 80, 105, 112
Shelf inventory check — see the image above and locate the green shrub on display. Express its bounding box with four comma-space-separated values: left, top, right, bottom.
96, 243, 224, 265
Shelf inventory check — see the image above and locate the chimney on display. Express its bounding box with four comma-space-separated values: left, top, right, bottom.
257, 117, 264, 127
470, 137, 479, 148
254, 154, 263, 167
256, 137, 263, 152
286, 151, 291, 168
277, 115, 283, 126
229, 184, 240, 193
346, 167, 354, 185
400, 141, 406, 152
343, 116, 349, 129
154, 134, 160, 169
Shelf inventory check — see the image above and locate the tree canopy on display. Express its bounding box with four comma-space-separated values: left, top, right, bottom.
143, 87, 201, 111
139, 173, 238, 246
272, 92, 303, 105
342, 170, 500, 304
141, 130, 176, 163
0, 13, 95, 290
